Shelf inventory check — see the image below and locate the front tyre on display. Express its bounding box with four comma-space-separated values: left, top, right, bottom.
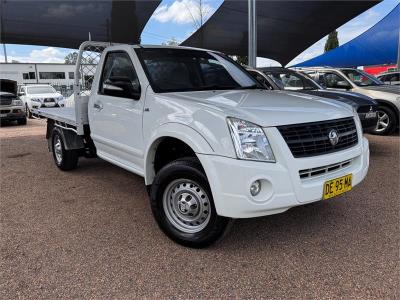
17, 117, 27, 125
372, 106, 397, 135
25, 104, 32, 119
51, 129, 78, 171
150, 158, 231, 248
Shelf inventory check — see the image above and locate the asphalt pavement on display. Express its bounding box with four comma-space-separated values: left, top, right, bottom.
1, 119, 398, 299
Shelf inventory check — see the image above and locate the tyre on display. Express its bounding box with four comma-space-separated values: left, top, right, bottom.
372, 105, 397, 135
17, 117, 27, 125
150, 157, 231, 248
25, 104, 32, 119
51, 129, 79, 171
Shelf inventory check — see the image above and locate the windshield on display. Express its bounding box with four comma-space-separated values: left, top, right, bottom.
341, 69, 383, 87
262, 70, 320, 90
27, 86, 56, 94
135, 48, 262, 93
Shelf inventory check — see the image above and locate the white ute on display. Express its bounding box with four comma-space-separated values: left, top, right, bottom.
38, 42, 370, 248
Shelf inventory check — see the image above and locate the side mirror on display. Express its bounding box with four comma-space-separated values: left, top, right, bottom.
18, 92, 25, 96
103, 76, 141, 100
336, 80, 350, 89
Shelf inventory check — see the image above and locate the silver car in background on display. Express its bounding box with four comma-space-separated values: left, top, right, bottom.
299, 67, 399, 135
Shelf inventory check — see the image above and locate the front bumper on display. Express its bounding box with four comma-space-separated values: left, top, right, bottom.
198, 128, 369, 219
0, 106, 26, 120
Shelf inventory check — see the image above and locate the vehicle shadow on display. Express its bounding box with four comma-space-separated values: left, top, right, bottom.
216, 200, 339, 249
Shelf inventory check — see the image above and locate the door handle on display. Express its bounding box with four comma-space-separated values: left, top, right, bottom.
93, 102, 103, 111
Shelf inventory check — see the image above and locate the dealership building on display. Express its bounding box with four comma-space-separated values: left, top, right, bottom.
0, 62, 76, 96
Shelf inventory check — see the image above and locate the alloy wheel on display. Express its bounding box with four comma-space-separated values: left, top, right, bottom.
375, 110, 390, 133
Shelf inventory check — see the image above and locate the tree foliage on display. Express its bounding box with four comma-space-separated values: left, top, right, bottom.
64, 52, 78, 64
64, 51, 97, 65
324, 30, 339, 52
233, 55, 248, 66
185, 0, 213, 29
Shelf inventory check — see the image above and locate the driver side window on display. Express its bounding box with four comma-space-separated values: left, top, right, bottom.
99, 51, 140, 99
321, 72, 349, 89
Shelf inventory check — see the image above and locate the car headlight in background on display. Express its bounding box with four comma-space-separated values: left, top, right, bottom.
31, 98, 41, 102
227, 117, 275, 162
11, 99, 24, 106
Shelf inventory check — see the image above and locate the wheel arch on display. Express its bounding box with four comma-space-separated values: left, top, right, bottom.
144, 123, 214, 185
374, 99, 399, 117
48, 121, 84, 151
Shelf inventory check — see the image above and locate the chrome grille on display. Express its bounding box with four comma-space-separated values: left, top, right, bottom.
278, 117, 358, 158
299, 159, 352, 179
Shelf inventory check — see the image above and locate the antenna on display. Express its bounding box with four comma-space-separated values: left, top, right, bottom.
88, 32, 92, 41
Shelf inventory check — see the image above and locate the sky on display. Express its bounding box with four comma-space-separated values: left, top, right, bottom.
0, 0, 398, 66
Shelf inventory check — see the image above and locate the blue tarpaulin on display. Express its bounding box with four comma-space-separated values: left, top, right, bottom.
293, 4, 399, 67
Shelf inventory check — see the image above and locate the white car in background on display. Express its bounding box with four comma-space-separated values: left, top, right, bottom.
377, 71, 399, 86
19, 85, 64, 118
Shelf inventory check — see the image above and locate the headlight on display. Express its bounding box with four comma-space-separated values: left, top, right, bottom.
57, 96, 64, 101
227, 117, 275, 162
31, 98, 41, 102
12, 99, 23, 106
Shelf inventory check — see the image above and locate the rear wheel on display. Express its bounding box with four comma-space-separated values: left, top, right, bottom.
372, 106, 397, 135
150, 157, 231, 248
51, 129, 78, 171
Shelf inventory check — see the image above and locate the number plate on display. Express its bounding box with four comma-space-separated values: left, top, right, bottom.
323, 174, 352, 200
365, 111, 377, 119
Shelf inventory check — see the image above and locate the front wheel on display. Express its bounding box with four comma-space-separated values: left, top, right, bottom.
150, 157, 231, 248
372, 106, 397, 135
51, 129, 78, 171
17, 117, 27, 125
25, 104, 32, 119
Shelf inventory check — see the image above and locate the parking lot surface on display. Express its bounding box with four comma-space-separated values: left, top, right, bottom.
1, 119, 399, 299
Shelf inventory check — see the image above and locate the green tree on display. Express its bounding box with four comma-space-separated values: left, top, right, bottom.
233, 55, 248, 66
324, 30, 339, 52
64, 52, 78, 64
64, 51, 97, 65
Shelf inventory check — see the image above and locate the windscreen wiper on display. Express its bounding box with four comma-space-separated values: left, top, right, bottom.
200, 85, 237, 91
236, 84, 265, 90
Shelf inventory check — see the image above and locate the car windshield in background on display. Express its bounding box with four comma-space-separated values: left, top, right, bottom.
27, 86, 56, 94
341, 69, 383, 87
263, 70, 319, 90
136, 48, 261, 93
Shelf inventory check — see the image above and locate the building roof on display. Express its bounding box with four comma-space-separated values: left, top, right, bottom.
0, 0, 161, 49
182, 0, 380, 66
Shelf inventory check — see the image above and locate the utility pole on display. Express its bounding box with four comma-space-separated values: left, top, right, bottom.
3, 44, 8, 63
248, 0, 257, 68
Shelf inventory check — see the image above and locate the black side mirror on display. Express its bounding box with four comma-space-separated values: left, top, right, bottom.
18, 92, 25, 96
336, 80, 351, 90
103, 76, 141, 100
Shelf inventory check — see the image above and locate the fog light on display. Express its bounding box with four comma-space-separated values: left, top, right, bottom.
250, 180, 261, 196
